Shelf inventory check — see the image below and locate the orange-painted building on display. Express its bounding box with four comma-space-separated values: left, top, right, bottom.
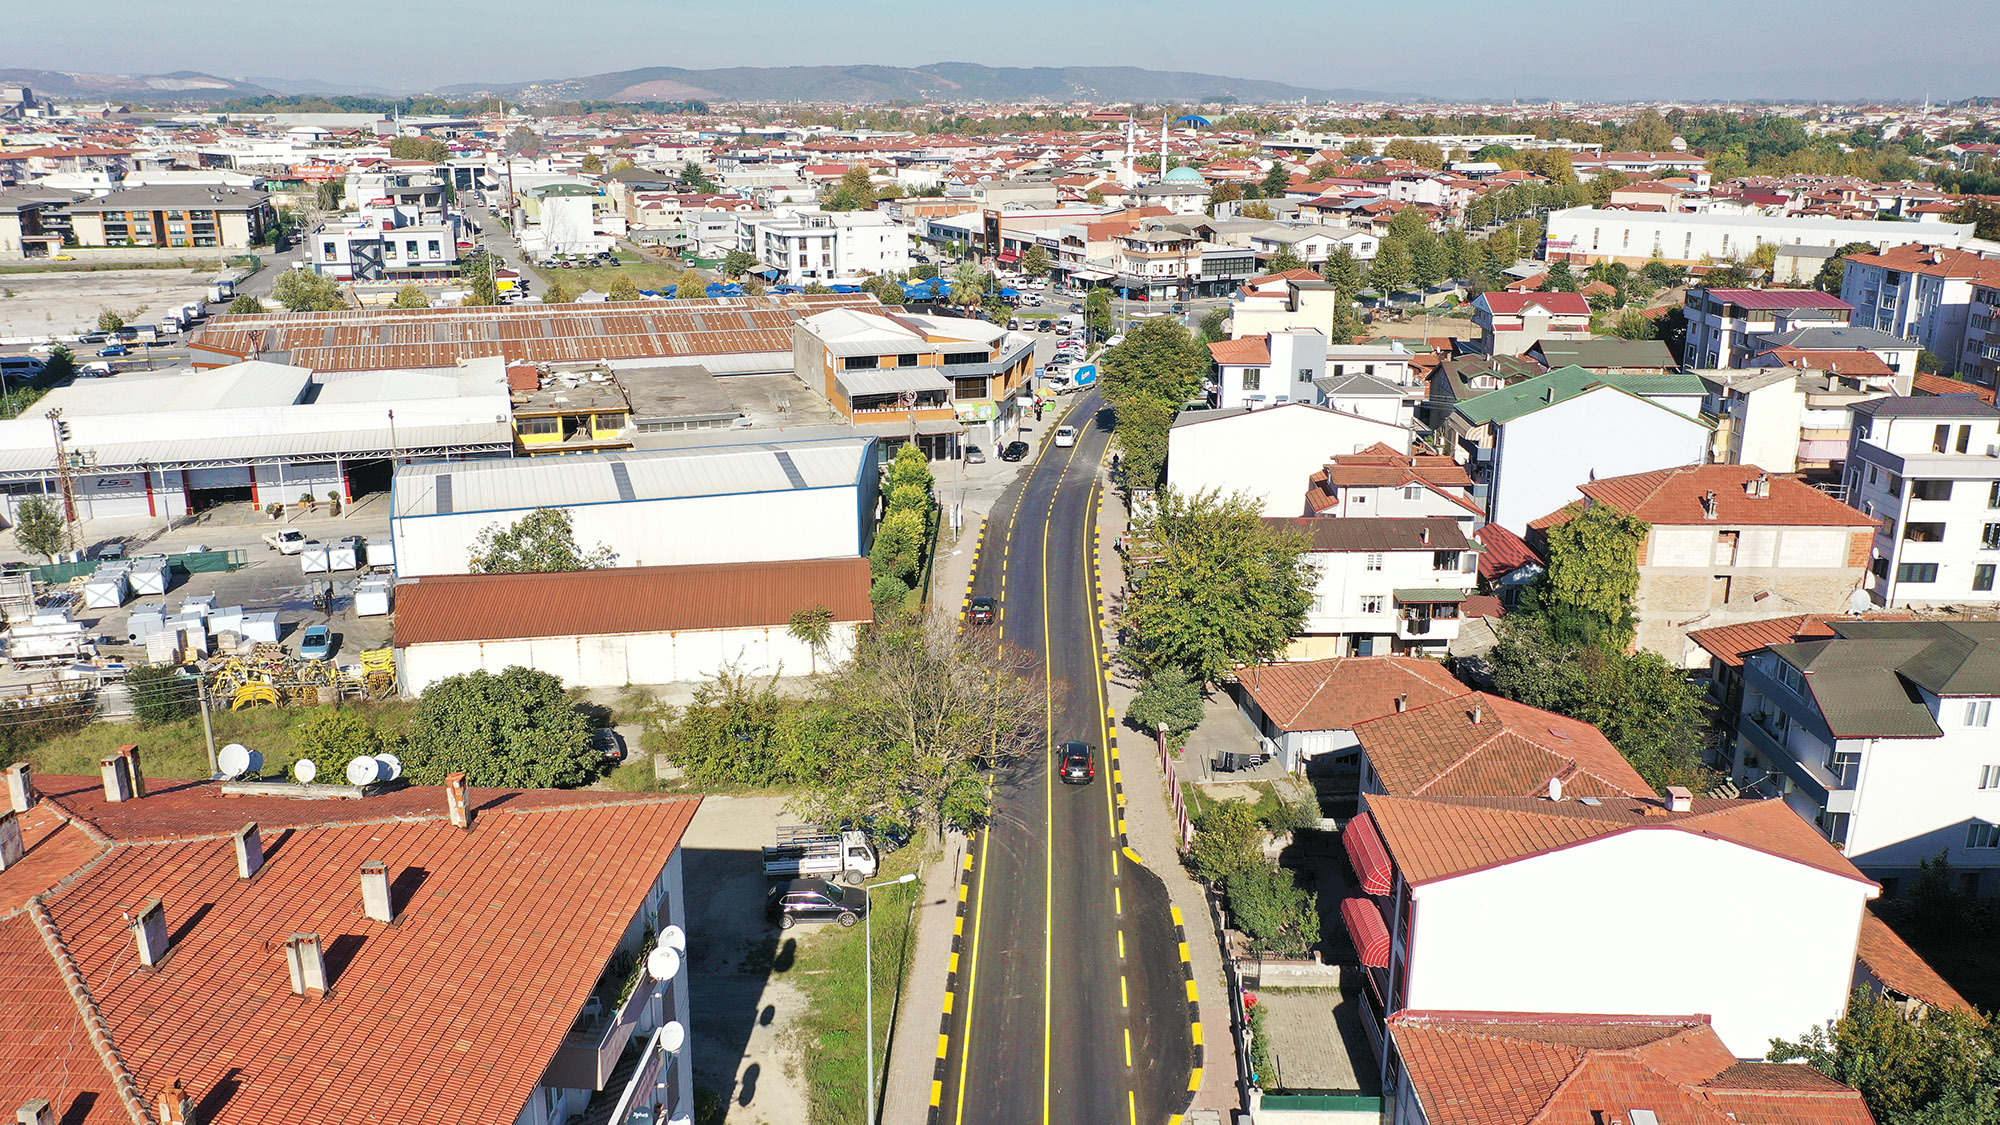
793, 307, 1037, 458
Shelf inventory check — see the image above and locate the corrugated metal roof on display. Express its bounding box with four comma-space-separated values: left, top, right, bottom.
393, 556, 873, 646
834, 367, 953, 400
393, 438, 871, 518
0, 422, 513, 478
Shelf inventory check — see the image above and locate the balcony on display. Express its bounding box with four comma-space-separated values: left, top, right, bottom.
545, 965, 660, 1091
1736, 712, 1856, 813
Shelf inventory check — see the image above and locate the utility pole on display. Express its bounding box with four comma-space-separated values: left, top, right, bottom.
46, 409, 78, 558
197, 677, 219, 777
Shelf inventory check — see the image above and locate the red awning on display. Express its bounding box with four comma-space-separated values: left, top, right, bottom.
997, 250, 1021, 262
1343, 813, 1394, 895
1339, 896, 1392, 969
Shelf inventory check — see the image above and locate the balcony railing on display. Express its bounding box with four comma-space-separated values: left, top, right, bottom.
547, 968, 658, 1091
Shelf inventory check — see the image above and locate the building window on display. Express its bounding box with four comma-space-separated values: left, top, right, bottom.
1904, 522, 1947, 543
1820, 811, 1851, 848
1961, 425, 1974, 454
1403, 485, 1422, 500
1912, 480, 1953, 501
1242, 369, 1261, 391
1897, 562, 1940, 583
1969, 701, 1993, 728
1359, 595, 1385, 614
1989, 480, 2000, 508
1967, 822, 2000, 849
1978, 564, 1997, 592
1364, 553, 1384, 572
1776, 659, 1805, 696
1981, 765, 2000, 789
1432, 550, 1459, 571
1936, 425, 1952, 453
844, 355, 879, 370
897, 354, 920, 367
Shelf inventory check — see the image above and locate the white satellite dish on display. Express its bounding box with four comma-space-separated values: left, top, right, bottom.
373, 753, 403, 781
646, 945, 681, 982
346, 756, 384, 786
666, 1114, 692, 1125
218, 743, 261, 779
660, 924, 686, 953
660, 1020, 686, 1054
293, 758, 318, 784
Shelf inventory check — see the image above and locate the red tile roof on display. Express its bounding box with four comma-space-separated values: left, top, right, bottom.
1532, 465, 1878, 530
1845, 243, 2000, 285
1355, 692, 1652, 799
1320, 447, 1474, 490
1365, 793, 1874, 887
1390, 1011, 1874, 1125
1759, 348, 1895, 376
1854, 910, 1976, 1013
395, 556, 872, 647
1236, 657, 1467, 733
1477, 291, 1592, 317
1472, 523, 1541, 581
0, 776, 701, 1125
1914, 372, 1999, 403
1703, 288, 1854, 312
1686, 612, 1916, 668
1207, 335, 1271, 365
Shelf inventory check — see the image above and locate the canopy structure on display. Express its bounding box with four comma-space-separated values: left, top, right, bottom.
1343, 813, 1394, 896
1339, 896, 1392, 968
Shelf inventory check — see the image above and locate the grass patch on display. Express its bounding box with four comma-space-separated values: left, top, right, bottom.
534, 259, 693, 295
22, 701, 415, 780
771, 843, 928, 1125
0, 260, 223, 276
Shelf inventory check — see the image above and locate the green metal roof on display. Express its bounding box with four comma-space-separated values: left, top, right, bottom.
1393, 588, 1470, 604
1452, 365, 1708, 427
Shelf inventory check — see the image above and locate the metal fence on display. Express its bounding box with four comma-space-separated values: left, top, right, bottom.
26, 548, 246, 585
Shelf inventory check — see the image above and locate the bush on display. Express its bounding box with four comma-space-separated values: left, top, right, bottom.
290, 707, 381, 763
869, 575, 911, 621
1228, 860, 1319, 957
1188, 798, 1261, 886
398, 666, 600, 788
1126, 663, 1205, 741
127, 663, 199, 726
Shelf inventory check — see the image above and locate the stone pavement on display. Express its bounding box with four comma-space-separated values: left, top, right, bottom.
879, 835, 971, 1125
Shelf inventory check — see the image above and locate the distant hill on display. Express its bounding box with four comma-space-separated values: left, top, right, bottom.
435, 62, 1410, 105
0, 68, 275, 101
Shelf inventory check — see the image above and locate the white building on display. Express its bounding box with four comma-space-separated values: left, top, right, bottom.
312, 217, 461, 281
1348, 792, 1879, 1062
1701, 363, 1905, 474
1208, 330, 1418, 416
744, 210, 911, 285
1166, 402, 1412, 517
1842, 394, 2000, 606
1546, 205, 1975, 268
1682, 287, 1855, 369
1267, 516, 1478, 657
390, 433, 880, 577
1841, 243, 2000, 382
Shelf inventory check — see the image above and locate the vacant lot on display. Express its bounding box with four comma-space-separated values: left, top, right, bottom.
534, 254, 701, 297
0, 267, 230, 340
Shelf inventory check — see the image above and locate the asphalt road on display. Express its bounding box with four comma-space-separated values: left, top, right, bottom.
940, 388, 1192, 1125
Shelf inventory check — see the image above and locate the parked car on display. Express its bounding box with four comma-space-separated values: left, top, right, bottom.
1053, 426, 1078, 448
968, 596, 997, 624
262, 528, 309, 554
78, 332, 107, 345
1000, 440, 1030, 462
593, 728, 626, 762
1058, 741, 1097, 785
768, 878, 866, 929
298, 625, 335, 661
1037, 321, 1054, 332
97, 344, 129, 357
964, 444, 987, 464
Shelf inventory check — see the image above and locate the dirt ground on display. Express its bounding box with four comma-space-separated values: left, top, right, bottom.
0, 267, 234, 340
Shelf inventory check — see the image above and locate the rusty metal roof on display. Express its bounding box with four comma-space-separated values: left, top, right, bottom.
393, 556, 874, 646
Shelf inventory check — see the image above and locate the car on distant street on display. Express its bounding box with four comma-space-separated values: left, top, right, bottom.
1058, 741, 1096, 785
593, 728, 626, 762
964, 444, 986, 464
298, 625, 335, 661
968, 596, 996, 624
97, 344, 129, 357
1053, 426, 1077, 448
768, 878, 866, 929
999, 440, 1030, 462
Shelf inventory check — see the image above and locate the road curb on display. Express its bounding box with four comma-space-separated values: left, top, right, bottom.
928, 835, 978, 1120
955, 518, 986, 629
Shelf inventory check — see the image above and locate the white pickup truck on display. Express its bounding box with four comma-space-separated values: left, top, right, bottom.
761, 827, 879, 884
262, 528, 309, 554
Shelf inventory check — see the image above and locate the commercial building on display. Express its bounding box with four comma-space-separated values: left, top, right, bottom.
742, 209, 911, 285
1546, 206, 1974, 268
792, 307, 1035, 458
0, 769, 701, 1125
1842, 394, 2000, 606
389, 431, 879, 577
394, 556, 873, 692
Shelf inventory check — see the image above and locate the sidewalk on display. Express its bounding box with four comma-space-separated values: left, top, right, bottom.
880, 834, 970, 1125
1094, 472, 1247, 1119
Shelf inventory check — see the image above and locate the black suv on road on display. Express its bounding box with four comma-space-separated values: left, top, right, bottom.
968, 596, 996, 624
1058, 741, 1096, 785
768, 879, 867, 929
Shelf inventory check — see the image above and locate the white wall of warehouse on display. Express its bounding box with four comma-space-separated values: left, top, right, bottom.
397, 621, 862, 693
391, 484, 873, 577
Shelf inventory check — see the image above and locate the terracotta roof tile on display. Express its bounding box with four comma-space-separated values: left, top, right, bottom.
1854, 910, 1976, 1013
0, 913, 123, 1125
0, 804, 108, 913
1914, 372, 1999, 404
1760, 348, 1895, 377
1472, 523, 1541, 581
1845, 243, 2000, 285
1236, 657, 1466, 733
1207, 335, 1271, 365
1355, 692, 1652, 799
1535, 465, 1878, 530
1364, 794, 1874, 887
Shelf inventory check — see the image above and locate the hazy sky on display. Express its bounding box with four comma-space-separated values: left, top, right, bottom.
9, 0, 1996, 102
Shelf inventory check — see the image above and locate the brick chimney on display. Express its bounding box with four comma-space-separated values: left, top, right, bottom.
444, 772, 472, 830
232, 823, 263, 880
155, 1079, 193, 1125
5, 762, 31, 812
116, 745, 146, 799
15, 1100, 52, 1125
1665, 785, 1693, 813
0, 810, 23, 871
286, 933, 328, 995
360, 861, 394, 923
99, 756, 134, 803
128, 899, 169, 967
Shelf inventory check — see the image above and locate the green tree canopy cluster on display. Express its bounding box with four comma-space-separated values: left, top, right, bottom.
868, 444, 935, 618
1187, 799, 1319, 957
1098, 316, 1209, 490
1770, 987, 2000, 1125
467, 507, 617, 573
821, 166, 878, 211
271, 268, 346, 312
401, 666, 602, 788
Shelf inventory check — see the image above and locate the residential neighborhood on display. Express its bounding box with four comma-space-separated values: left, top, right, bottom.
3, 11, 2000, 1125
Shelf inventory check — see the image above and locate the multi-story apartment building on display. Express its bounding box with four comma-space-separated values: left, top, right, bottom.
1681, 288, 1853, 369
1726, 618, 2000, 895
1303, 446, 1479, 528
793, 307, 1035, 458
1842, 395, 2000, 606
61, 184, 275, 249
1841, 243, 2000, 384
1265, 516, 1478, 658
1700, 363, 1904, 474
1467, 291, 1591, 356
745, 210, 911, 285
1968, 282, 2000, 388
1110, 227, 1203, 301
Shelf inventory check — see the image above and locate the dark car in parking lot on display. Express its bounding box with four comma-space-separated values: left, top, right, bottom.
1058, 741, 1096, 784
768, 878, 867, 929
1000, 440, 1030, 462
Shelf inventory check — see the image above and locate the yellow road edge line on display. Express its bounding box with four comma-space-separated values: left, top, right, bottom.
1171, 906, 1184, 927
943, 991, 955, 1014
1187, 1068, 1203, 1092
950, 822, 997, 1124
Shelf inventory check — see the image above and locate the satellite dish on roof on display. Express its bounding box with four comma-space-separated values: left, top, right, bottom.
660, 1020, 686, 1054
660, 924, 686, 953
647, 945, 681, 982
374, 753, 403, 781
293, 758, 318, 784
218, 744, 261, 779
346, 756, 385, 786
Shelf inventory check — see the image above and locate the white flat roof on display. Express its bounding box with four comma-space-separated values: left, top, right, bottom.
34, 360, 311, 416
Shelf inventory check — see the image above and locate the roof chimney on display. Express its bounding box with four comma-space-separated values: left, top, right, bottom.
1545, 386, 1556, 403
232, 822, 263, 880
1546, 775, 1564, 801
360, 861, 395, 923
5, 763, 31, 812
128, 898, 169, 967
16, 1101, 52, 1125
1395, 693, 1409, 713
445, 772, 472, 829
0, 810, 22, 871
1420, 525, 1431, 544
117, 746, 146, 799
286, 933, 328, 996
1700, 490, 1718, 520
99, 755, 134, 803
155, 1079, 193, 1125
1665, 785, 1693, 813
1470, 700, 1484, 724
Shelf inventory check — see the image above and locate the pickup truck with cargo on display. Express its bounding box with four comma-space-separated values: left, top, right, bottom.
262, 528, 308, 554
761, 827, 879, 884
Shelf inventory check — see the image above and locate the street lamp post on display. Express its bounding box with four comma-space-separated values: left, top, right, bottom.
864, 871, 918, 1125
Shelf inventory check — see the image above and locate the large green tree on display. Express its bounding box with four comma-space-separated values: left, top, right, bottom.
1320, 245, 1362, 296
11, 495, 67, 561
1770, 989, 2000, 1125
1367, 241, 1414, 293
1083, 288, 1114, 342
1814, 241, 1876, 295
1099, 316, 1209, 411
272, 268, 347, 312
1124, 487, 1316, 683
1264, 246, 1305, 274
388, 135, 450, 163
401, 666, 602, 788
1540, 502, 1648, 646
1019, 244, 1051, 277
467, 507, 617, 573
